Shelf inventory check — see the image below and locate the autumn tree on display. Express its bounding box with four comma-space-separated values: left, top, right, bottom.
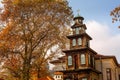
110, 5, 120, 28
0, 0, 73, 80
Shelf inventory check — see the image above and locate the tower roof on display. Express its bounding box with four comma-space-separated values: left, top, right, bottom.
73, 10, 84, 21
67, 33, 92, 40
74, 9, 84, 20
73, 15, 84, 21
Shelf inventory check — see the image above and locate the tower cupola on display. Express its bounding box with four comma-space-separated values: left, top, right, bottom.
67, 14, 92, 49
73, 15, 84, 24
71, 15, 87, 35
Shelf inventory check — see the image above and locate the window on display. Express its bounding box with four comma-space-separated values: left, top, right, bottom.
93, 57, 95, 67
88, 54, 90, 64
82, 77, 87, 80
86, 41, 89, 47
106, 68, 111, 80
75, 28, 79, 34
78, 38, 82, 45
61, 76, 63, 79
68, 56, 72, 66
58, 75, 60, 78
81, 54, 86, 64
72, 39, 76, 46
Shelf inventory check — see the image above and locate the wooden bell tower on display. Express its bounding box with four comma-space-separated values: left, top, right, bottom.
62, 15, 101, 80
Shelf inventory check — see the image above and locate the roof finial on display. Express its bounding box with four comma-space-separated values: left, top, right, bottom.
77, 9, 80, 16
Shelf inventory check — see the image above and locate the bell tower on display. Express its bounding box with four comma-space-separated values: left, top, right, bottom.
62, 15, 101, 80
68, 15, 92, 49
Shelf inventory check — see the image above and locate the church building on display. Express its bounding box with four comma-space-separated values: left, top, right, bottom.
50, 15, 120, 80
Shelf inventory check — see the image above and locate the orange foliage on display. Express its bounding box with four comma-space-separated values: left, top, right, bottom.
110, 5, 120, 28
0, 0, 73, 80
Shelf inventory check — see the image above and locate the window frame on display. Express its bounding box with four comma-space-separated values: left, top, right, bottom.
75, 27, 79, 34
78, 38, 82, 46
106, 68, 111, 80
68, 56, 72, 66
72, 39, 76, 46
88, 54, 91, 65
80, 54, 86, 65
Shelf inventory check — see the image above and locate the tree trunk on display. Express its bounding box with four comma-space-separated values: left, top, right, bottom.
21, 58, 31, 80
37, 67, 41, 78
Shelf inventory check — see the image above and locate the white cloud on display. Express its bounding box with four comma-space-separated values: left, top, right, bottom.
86, 20, 120, 63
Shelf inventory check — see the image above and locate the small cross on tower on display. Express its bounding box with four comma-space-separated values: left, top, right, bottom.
77, 9, 80, 16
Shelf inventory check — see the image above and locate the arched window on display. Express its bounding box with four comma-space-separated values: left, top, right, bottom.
75, 28, 79, 34
88, 54, 91, 64
81, 54, 86, 64
78, 38, 82, 45
72, 39, 76, 46
68, 56, 72, 66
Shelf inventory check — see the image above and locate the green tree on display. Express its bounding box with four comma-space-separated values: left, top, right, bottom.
0, 0, 73, 80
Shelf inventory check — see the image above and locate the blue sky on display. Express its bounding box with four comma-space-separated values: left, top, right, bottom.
68, 0, 120, 33
68, 0, 120, 62
68, 0, 120, 21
